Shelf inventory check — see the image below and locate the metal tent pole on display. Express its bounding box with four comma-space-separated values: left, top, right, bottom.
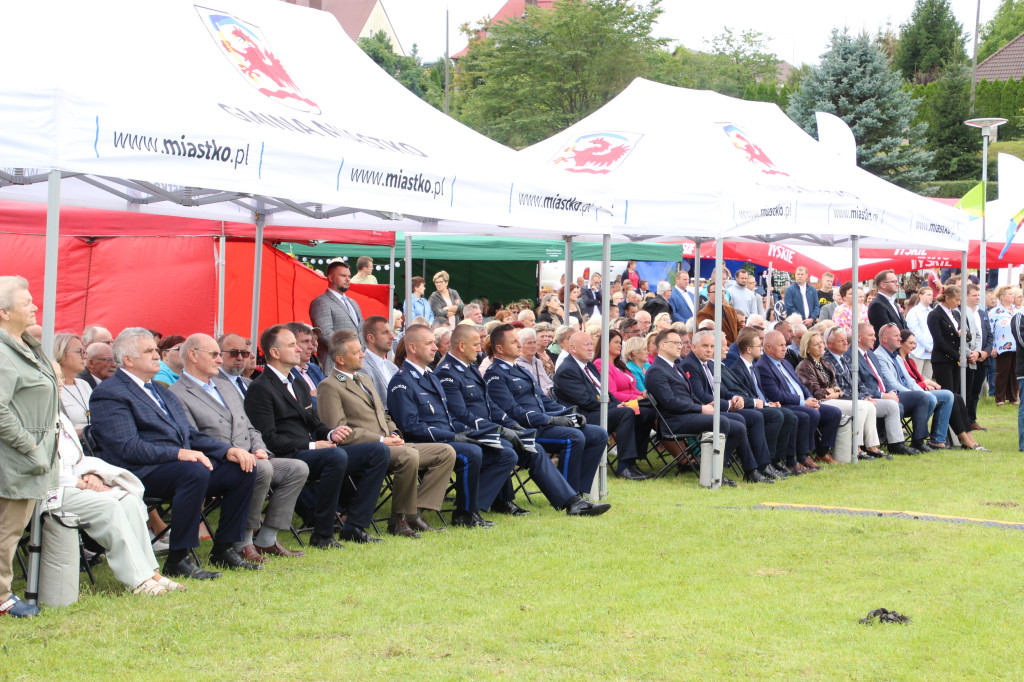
42, 170, 60, 353
707, 238, 723, 490
961, 250, 969, 401
598, 233, 611, 499
850, 236, 860, 463
388, 245, 395, 321
216, 229, 226, 338
564, 236, 573, 320
249, 210, 265, 350
850, 239, 860, 464
405, 235, 413, 323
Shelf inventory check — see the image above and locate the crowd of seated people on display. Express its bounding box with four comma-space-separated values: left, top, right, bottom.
0, 263, 998, 617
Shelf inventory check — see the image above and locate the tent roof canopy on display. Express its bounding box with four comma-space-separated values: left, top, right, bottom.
0, 0, 609, 237
519, 78, 969, 249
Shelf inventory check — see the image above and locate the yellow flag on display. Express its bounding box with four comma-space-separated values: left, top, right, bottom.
955, 182, 985, 218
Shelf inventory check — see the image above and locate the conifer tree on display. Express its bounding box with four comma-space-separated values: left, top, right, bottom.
787, 30, 935, 188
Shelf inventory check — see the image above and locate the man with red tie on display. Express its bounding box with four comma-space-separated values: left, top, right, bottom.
854, 323, 922, 455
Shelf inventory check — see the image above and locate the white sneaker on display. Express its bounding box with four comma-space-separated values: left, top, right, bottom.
150, 529, 170, 553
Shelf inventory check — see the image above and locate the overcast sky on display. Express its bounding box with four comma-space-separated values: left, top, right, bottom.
385, 0, 1002, 67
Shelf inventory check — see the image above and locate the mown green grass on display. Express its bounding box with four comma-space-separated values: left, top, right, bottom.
4, 399, 1024, 680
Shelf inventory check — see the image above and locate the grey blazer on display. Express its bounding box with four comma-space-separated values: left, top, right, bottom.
310, 289, 364, 371
169, 373, 269, 454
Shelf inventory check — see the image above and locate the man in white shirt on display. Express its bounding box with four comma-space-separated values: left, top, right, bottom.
905, 286, 935, 379
727, 270, 758, 317
360, 315, 400, 403
670, 271, 696, 324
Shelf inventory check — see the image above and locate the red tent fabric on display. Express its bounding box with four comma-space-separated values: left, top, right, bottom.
3, 234, 389, 338
0, 199, 396, 244
223, 241, 388, 337
670, 240, 834, 277
830, 240, 1024, 281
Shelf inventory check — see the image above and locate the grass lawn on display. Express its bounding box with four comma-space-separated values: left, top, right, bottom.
4, 398, 1024, 680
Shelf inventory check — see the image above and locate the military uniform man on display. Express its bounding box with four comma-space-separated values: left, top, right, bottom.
436, 325, 610, 517
387, 325, 516, 528
483, 324, 607, 496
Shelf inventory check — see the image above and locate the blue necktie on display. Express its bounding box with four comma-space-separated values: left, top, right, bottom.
777, 361, 801, 397
143, 382, 169, 414
236, 375, 247, 395
749, 365, 767, 402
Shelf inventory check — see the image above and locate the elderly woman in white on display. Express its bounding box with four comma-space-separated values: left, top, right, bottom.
52, 364, 184, 597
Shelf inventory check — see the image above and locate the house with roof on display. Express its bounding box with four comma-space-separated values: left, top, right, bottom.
974, 32, 1024, 83
452, 0, 555, 60
282, 0, 406, 56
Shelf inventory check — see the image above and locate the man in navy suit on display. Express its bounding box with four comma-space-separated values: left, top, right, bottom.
89, 328, 260, 580
388, 325, 516, 528
756, 330, 841, 464
643, 329, 756, 486
485, 326, 607, 496
669, 271, 697, 325
286, 322, 326, 410
680, 330, 778, 483
436, 325, 609, 516
552, 331, 653, 481
723, 328, 801, 475
783, 267, 819, 325
244, 325, 390, 546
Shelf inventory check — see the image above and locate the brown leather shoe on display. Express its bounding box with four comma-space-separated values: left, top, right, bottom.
801, 460, 821, 471
817, 453, 837, 465
238, 544, 268, 564
408, 515, 441, 532
387, 518, 421, 538
971, 422, 988, 432
254, 541, 305, 558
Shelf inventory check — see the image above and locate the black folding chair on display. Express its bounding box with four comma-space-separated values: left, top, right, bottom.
645, 393, 704, 479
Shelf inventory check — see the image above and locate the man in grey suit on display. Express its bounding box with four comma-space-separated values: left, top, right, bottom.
217, 333, 255, 398
360, 316, 399, 403
170, 334, 309, 564
310, 260, 364, 372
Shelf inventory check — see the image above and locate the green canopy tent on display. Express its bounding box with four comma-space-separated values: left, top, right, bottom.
277, 235, 686, 310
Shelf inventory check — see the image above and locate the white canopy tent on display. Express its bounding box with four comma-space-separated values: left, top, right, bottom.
0, 0, 612, 348
519, 78, 972, 490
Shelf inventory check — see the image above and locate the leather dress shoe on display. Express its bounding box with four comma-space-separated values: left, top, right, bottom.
255, 541, 305, 558
490, 499, 530, 516
387, 518, 421, 538
816, 453, 838, 465
765, 464, 788, 479
888, 443, 919, 456
338, 528, 383, 544
163, 555, 222, 580
209, 547, 263, 571
451, 510, 490, 528
237, 544, 268, 564
801, 460, 820, 471
971, 422, 988, 431
743, 469, 772, 484
758, 466, 778, 480
786, 465, 804, 476
912, 440, 934, 453
308, 534, 345, 550
615, 465, 651, 481
408, 515, 442, 532
564, 495, 611, 516
474, 512, 495, 527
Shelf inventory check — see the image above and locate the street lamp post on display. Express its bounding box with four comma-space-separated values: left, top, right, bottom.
965, 117, 1006, 302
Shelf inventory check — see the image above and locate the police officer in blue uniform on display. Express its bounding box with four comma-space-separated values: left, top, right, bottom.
483, 324, 608, 496
436, 325, 610, 517
387, 324, 516, 528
